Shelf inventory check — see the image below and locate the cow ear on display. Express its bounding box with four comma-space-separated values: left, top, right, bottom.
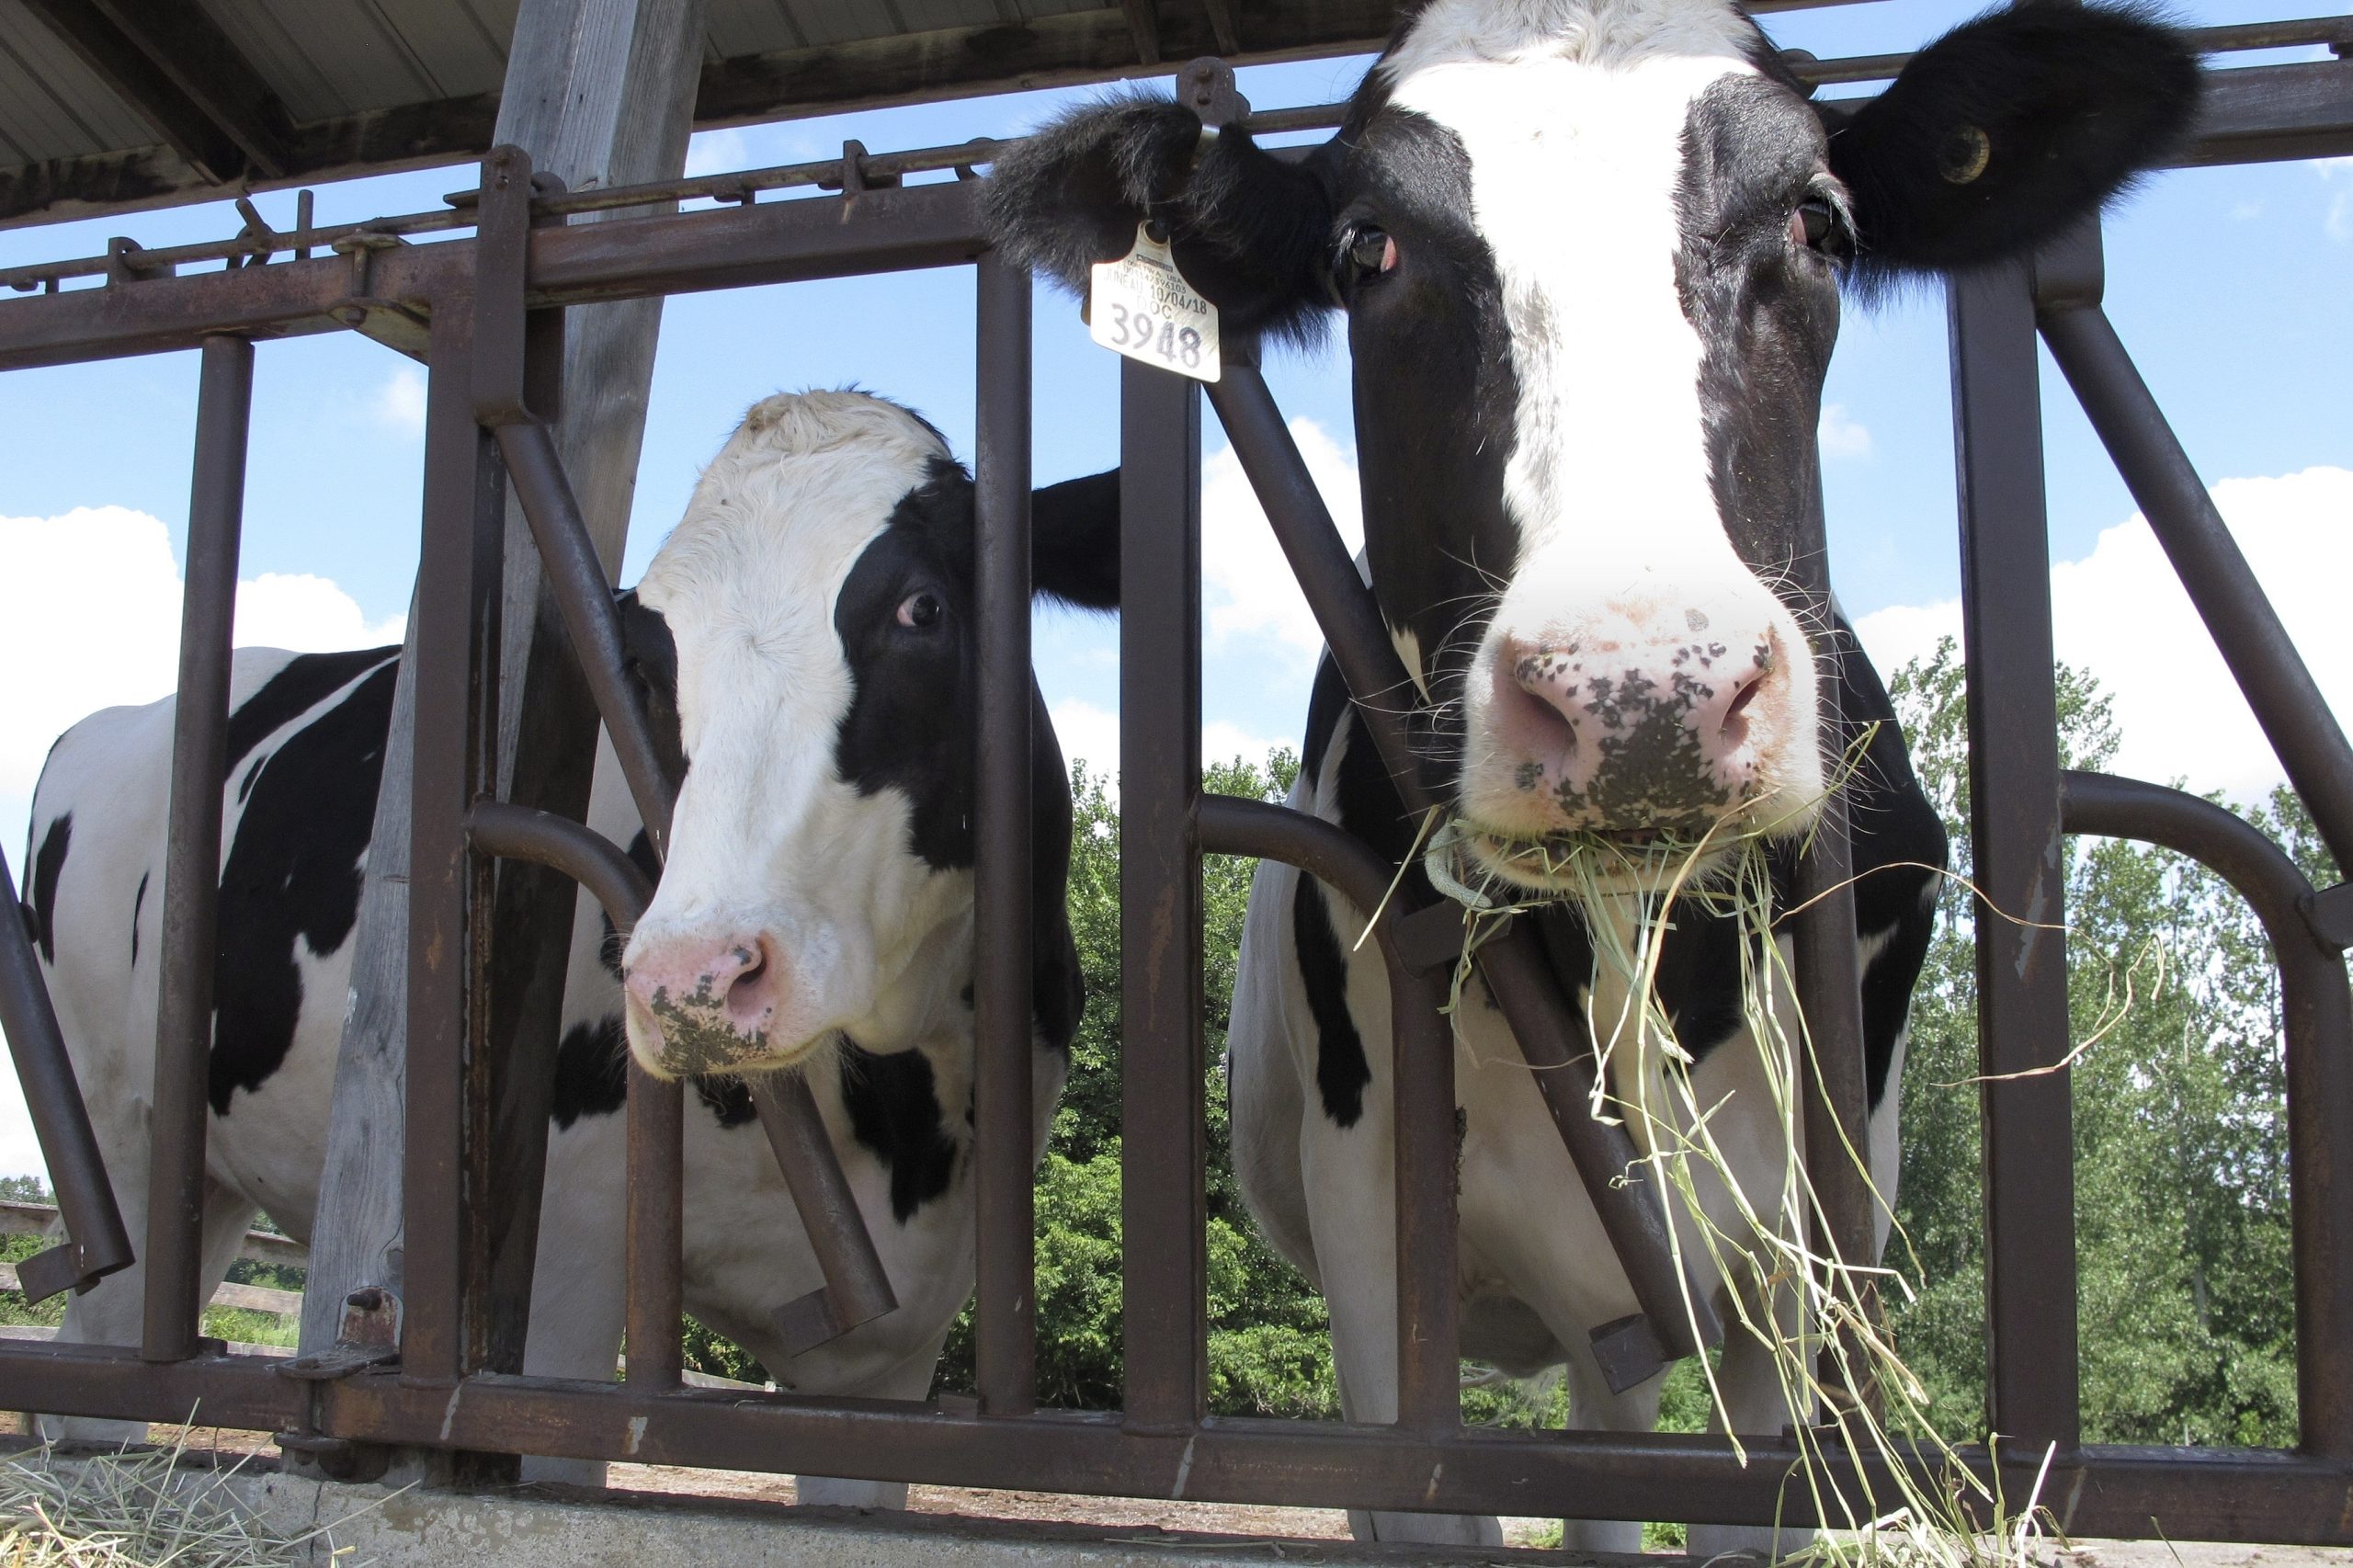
983, 97, 1337, 344
1824, 5, 2200, 285
1029, 470, 1120, 612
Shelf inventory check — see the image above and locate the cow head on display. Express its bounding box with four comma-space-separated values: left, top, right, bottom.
619, 391, 1117, 1077
984, 0, 2196, 891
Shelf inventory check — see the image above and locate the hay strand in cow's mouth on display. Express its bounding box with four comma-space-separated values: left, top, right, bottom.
1419, 726, 2075, 1567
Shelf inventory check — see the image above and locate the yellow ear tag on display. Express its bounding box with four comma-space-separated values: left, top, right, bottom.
1086, 222, 1221, 382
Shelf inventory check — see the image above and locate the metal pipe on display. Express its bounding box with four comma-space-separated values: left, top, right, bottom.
402, 301, 506, 1386
2060, 772, 2353, 1459
972, 250, 1038, 1415
461, 800, 685, 1392
0, 844, 132, 1301
1205, 356, 1712, 1373
1949, 257, 2082, 1455
142, 334, 253, 1362
493, 420, 676, 856
1197, 795, 1460, 1429
2040, 302, 2353, 876
745, 1072, 900, 1358
1120, 357, 1209, 1432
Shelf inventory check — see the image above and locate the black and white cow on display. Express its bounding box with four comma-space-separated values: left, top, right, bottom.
986, 0, 2197, 1548
26, 391, 1118, 1500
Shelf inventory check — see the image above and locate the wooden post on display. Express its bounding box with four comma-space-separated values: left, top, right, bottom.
296, 0, 708, 1440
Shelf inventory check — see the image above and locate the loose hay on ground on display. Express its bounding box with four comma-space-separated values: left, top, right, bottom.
0, 1439, 355, 1568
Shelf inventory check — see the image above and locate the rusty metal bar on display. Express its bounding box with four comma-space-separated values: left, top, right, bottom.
1204, 354, 1712, 1381
1120, 356, 1208, 1431
2037, 258, 2353, 876
0, 858, 133, 1302
142, 333, 253, 1362
1949, 254, 2082, 1455
1788, 473, 1879, 1407
462, 801, 684, 1393
1196, 795, 1459, 1429
972, 249, 1038, 1415
2059, 772, 2353, 1459
492, 421, 677, 854
402, 294, 506, 1388
744, 1074, 900, 1359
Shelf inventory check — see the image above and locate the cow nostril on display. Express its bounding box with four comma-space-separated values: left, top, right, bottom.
1720, 673, 1766, 750
726, 946, 768, 1012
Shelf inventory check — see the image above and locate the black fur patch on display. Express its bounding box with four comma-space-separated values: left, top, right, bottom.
209, 661, 399, 1114
551, 1016, 630, 1129
1293, 873, 1371, 1130
838, 1040, 959, 1222
27, 813, 70, 964
695, 1074, 758, 1129
597, 830, 665, 982
224, 646, 399, 778
1824, 6, 2200, 285
131, 870, 148, 968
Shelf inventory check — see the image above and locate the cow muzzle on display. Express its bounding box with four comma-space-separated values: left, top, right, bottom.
622, 931, 805, 1077
1459, 594, 1815, 867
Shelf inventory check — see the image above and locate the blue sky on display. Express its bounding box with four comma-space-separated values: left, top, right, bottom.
0, 3, 2347, 1168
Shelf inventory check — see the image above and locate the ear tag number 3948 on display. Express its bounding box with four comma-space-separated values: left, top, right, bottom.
1086, 223, 1221, 382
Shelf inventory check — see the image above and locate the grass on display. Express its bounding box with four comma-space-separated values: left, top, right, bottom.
1424, 756, 2080, 1568
0, 1435, 365, 1566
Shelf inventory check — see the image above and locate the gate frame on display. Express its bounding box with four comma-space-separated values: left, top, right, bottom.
0, 34, 2349, 1544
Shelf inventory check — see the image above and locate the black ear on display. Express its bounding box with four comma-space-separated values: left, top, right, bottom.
1029, 470, 1120, 612
614, 589, 688, 782
982, 96, 1338, 344
1824, 5, 2200, 284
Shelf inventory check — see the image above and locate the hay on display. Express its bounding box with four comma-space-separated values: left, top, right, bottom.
1422, 729, 2084, 1568
0, 1436, 360, 1568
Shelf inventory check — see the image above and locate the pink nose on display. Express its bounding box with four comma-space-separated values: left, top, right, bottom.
1495, 629, 1779, 826
623, 933, 790, 1061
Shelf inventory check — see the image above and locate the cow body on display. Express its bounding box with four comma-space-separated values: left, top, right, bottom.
27, 392, 1118, 1499
987, 0, 2194, 1548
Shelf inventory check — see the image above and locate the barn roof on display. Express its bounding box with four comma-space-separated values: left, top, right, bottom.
0, 0, 1427, 230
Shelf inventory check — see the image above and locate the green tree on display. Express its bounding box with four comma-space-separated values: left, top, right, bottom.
1887, 638, 2309, 1448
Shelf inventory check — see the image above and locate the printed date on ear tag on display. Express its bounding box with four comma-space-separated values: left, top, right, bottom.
1086, 222, 1220, 381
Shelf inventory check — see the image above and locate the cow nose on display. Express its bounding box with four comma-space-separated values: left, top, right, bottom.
622, 933, 790, 1071
1495, 627, 1781, 826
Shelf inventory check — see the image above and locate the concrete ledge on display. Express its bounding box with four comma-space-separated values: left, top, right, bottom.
3, 1447, 1656, 1567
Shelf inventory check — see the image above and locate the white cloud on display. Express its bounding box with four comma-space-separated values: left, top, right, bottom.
1818, 403, 1874, 461
684, 127, 751, 179
1202, 721, 1296, 772
371, 365, 426, 437
1853, 466, 2353, 801
0, 506, 400, 1176
1201, 417, 1365, 665
2322, 158, 2353, 244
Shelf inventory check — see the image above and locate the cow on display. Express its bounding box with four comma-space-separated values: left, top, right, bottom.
24, 390, 1119, 1503
983, 0, 2198, 1550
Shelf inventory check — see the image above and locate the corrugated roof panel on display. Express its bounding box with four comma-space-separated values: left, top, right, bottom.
0, 5, 160, 161
703, 0, 796, 60
232, 0, 442, 117
369, 0, 510, 99
206, 0, 374, 120
892, 0, 1028, 29
785, 0, 919, 47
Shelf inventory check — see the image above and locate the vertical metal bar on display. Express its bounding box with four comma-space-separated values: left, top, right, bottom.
2038, 301, 2353, 874
0, 841, 132, 1300
623, 1062, 684, 1391
142, 333, 252, 1362
1119, 356, 1207, 1432
403, 296, 506, 1387
1789, 472, 1879, 1411
973, 251, 1038, 1415
1390, 961, 1460, 1431
1949, 260, 2081, 1454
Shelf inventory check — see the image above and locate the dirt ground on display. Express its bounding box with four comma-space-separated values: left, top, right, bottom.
22, 1421, 2353, 1565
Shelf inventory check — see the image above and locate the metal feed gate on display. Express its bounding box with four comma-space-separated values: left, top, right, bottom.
0, 28, 2349, 1542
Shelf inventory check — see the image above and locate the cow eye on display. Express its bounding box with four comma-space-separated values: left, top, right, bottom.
896, 590, 944, 630
1790, 196, 1852, 261
1340, 226, 1397, 283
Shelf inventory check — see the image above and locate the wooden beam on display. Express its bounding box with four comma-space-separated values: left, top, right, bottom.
1121, 0, 1163, 66
1201, 0, 1242, 56
17, 0, 245, 182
